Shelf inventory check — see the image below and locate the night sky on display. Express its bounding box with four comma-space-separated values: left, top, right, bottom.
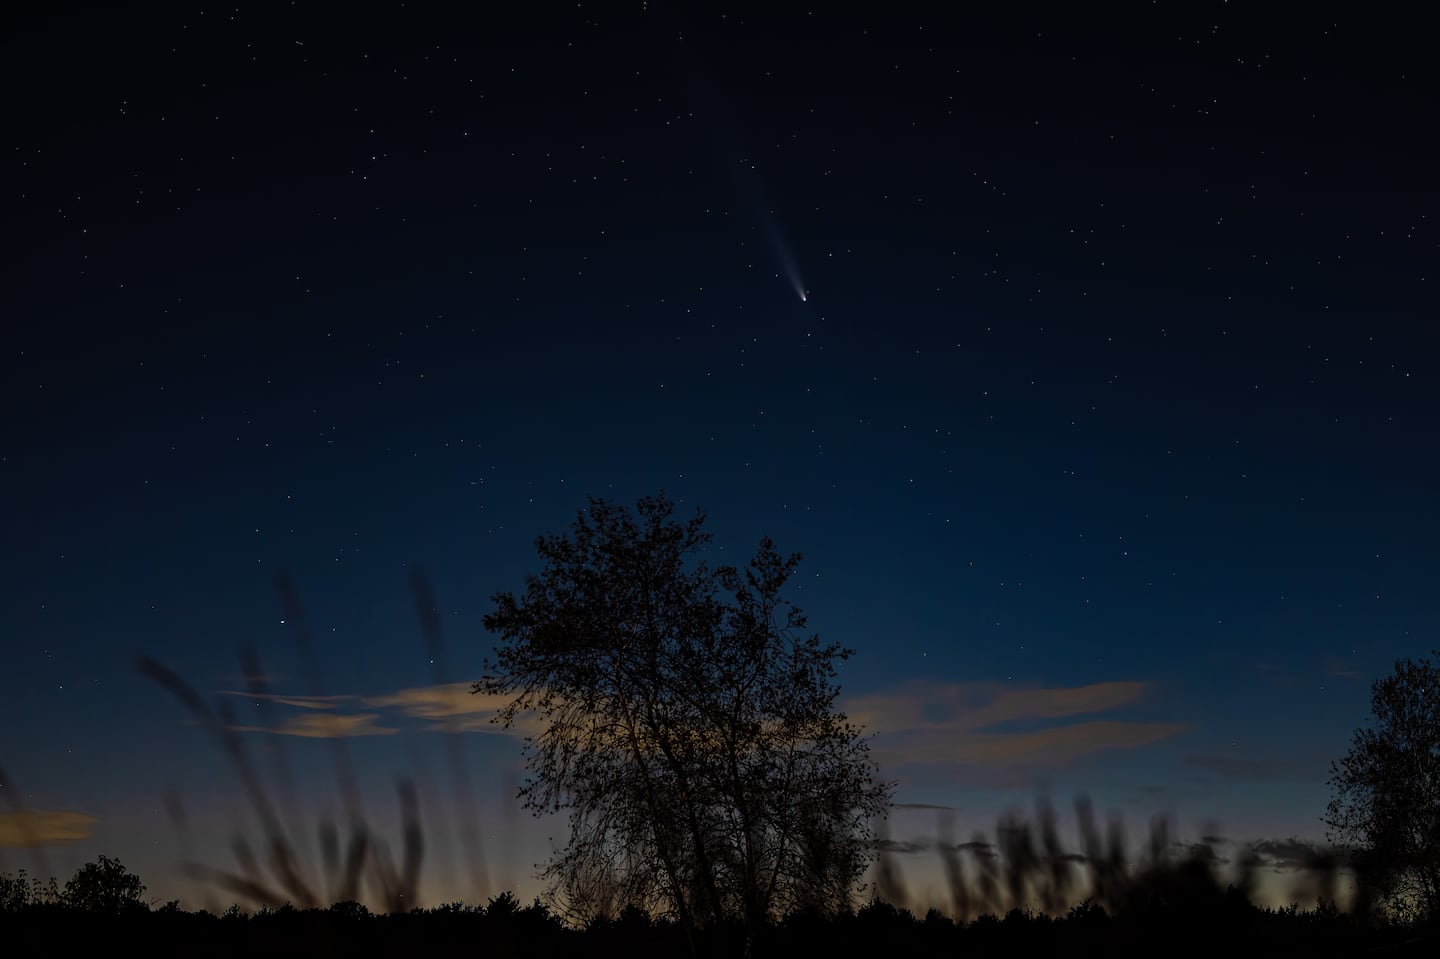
3, 3, 1436, 911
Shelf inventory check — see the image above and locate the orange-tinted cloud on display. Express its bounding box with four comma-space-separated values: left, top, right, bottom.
0, 810, 98, 847
229, 712, 396, 739
364, 682, 540, 737
845, 679, 1151, 734
365, 682, 491, 719
215, 681, 537, 739
879, 720, 1185, 766
843, 680, 1183, 769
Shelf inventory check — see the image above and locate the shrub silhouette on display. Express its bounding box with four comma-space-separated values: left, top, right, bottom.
61, 855, 146, 915
0, 868, 60, 912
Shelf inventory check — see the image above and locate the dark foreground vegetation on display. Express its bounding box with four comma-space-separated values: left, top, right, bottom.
0, 891, 1434, 959
3, 854, 1438, 959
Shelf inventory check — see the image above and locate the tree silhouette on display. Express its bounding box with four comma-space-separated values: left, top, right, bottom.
1324, 650, 1440, 923
0, 869, 58, 911
62, 855, 147, 914
476, 493, 892, 953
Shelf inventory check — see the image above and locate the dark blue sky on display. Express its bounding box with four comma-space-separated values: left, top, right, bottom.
2, 2, 1435, 909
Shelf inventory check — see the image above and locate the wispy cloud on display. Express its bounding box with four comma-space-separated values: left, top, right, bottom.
846, 680, 1152, 734
364, 682, 506, 722
844, 680, 1183, 770
875, 838, 931, 854
218, 691, 353, 710
229, 712, 397, 739
1248, 837, 1343, 871
364, 682, 540, 737
890, 720, 1184, 766
217, 681, 536, 739
0, 810, 97, 847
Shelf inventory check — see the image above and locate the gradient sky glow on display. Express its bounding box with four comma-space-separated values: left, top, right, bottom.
2, 3, 1436, 912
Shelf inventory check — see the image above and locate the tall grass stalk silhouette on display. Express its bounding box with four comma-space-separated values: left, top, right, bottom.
137, 570, 493, 913
871, 797, 1359, 923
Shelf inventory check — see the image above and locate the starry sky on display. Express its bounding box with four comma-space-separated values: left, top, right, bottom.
2, 3, 1436, 911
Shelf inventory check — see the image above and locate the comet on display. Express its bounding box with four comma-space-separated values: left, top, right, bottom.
693, 76, 808, 306
757, 213, 808, 305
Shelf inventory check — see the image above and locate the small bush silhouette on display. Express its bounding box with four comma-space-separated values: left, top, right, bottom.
61, 855, 146, 915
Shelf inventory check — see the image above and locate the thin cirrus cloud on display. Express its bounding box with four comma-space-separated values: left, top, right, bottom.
228, 712, 397, 739
216, 682, 534, 739
843, 679, 1184, 770
217, 691, 353, 710
365, 682, 542, 737
0, 810, 98, 848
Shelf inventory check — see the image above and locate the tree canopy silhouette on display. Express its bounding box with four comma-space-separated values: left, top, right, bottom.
62, 855, 147, 914
476, 493, 891, 949
1324, 650, 1440, 923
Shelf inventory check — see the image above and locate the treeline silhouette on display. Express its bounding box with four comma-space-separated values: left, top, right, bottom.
3, 823, 1436, 959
